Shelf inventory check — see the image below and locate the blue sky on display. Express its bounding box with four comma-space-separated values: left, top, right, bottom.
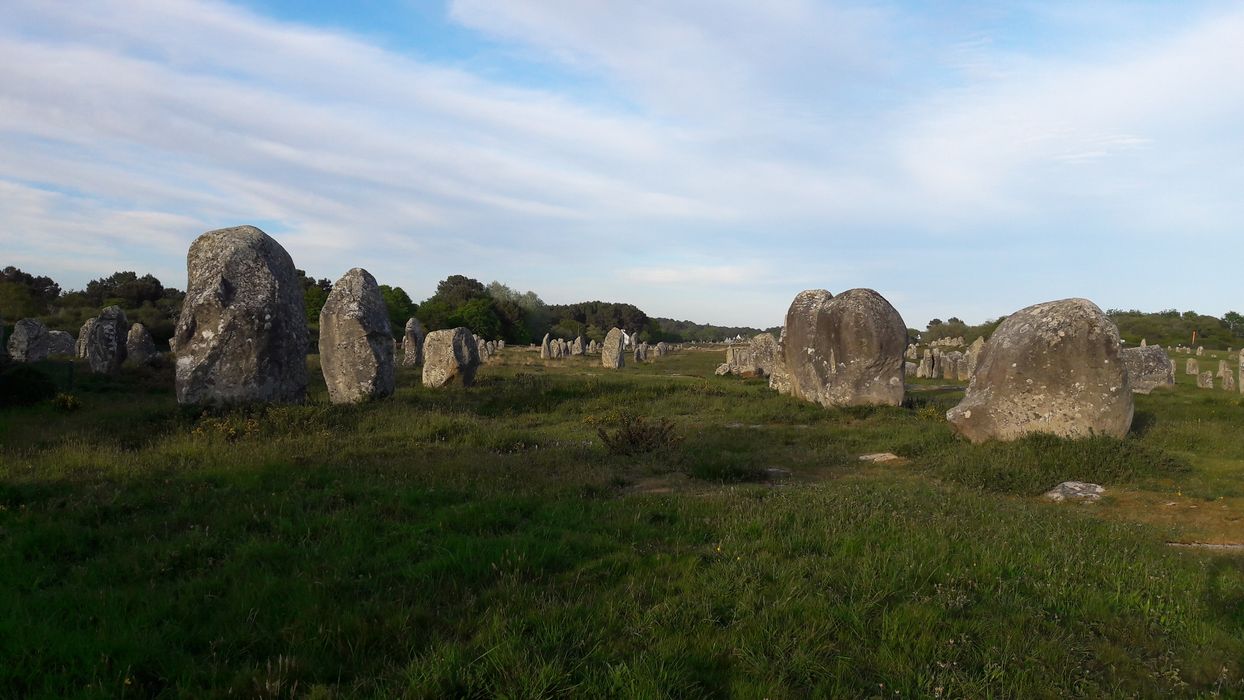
2, 0, 1242, 328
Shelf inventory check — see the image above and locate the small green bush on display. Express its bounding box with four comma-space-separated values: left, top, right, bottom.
597, 411, 682, 456
51, 393, 81, 412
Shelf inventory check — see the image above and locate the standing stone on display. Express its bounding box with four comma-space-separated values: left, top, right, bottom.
905, 361, 917, 377
966, 336, 986, 376
1186, 359, 1199, 376
477, 337, 490, 362
125, 323, 158, 366
769, 327, 793, 394
1197, 371, 1214, 389
656, 341, 670, 357
1140, 338, 1147, 347
588, 339, 598, 354
172, 225, 308, 405
602, 328, 625, 369
319, 268, 395, 404
540, 333, 552, 359
1218, 360, 1231, 378
916, 349, 932, 379
402, 318, 426, 367
1196, 346, 1204, 356
1225, 372, 1237, 392
946, 299, 1132, 442
931, 350, 943, 380
1120, 346, 1175, 394
76, 318, 97, 359
47, 330, 76, 357
422, 327, 480, 388
572, 336, 586, 355
7, 319, 51, 362
85, 306, 128, 374
748, 333, 780, 376
774, 288, 906, 407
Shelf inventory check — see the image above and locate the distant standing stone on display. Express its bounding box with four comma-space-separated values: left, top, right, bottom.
422, 327, 480, 388
85, 306, 128, 374
319, 268, 395, 404
946, 298, 1132, 443
1224, 372, 1237, 392
1196, 346, 1204, 356
602, 328, 625, 369
76, 318, 97, 358
1186, 359, 1199, 375
540, 333, 552, 359
402, 318, 426, 367
571, 336, 585, 355
905, 361, 917, 377
46, 330, 76, 356
172, 225, 308, 405
1197, 371, 1214, 389
1120, 346, 1174, 394
125, 323, 158, 366
7, 318, 51, 362
477, 337, 489, 362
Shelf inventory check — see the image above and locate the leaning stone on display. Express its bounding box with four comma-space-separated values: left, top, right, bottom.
85, 306, 128, 374
125, 323, 158, 366
172, 225, 308, 405
7, 318, 51, 362
422, 327, 480, 388
1043, 481, 1104, 503
602, 328, 625, 369
775, 288, 906, 407
319, 268, 395, 404
1120, 346, 1175, 394
946, 298, 1132, 443
402, 318, 425, 367
47, 330, 76, 357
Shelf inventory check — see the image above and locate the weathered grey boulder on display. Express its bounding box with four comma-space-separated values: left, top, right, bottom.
655, 341, 670, 357
76, 318, 97, 358
477, 337, 490, 362
172, 225, 308, 405
720, 345, 758, 376
1197, 371, 1214, 389
47, 330, 76, 356
905, 361, 917, 377
773, 288, 906, 407
965, 336, 986, 376
769, 327, 793, 394
7, 318, 51, 362
602, 328, 625, 369
125, 323, 159, 366
422, 327, 480, 387
1119, 346, 1174, 394
1043, 481, 1104, 503
946, 298, 1133, 443
749, 333, 779, 376
319, 268, 395, 404
85, 306, 128, 374
402, 318, 425, 367
540, 333, 552, 359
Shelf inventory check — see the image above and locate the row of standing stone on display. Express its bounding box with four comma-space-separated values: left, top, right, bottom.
3, 309, 158, 372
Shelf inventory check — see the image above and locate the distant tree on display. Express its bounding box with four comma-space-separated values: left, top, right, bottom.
927, 319, 943, 328
0, 281, 41, 319
433, 275, 489, 308
378, 285, 415, 335
454, 297, 502, 340
295, 270, 333, 325
1223, 311, 1244, 338
84, 271, 164, 308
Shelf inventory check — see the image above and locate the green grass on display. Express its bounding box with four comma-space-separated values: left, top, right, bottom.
1, 349, 1242, 697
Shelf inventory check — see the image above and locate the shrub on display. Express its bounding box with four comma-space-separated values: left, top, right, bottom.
596, 411, 682, 456
51, 393, 81, 412
0, 364, 57, 407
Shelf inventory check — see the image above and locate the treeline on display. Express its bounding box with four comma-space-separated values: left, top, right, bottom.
916, 309, 1244, 350
4, 266, 767, 350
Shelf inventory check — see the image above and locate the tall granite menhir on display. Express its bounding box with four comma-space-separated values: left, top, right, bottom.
172, 225, 308, 405
85, 306, 128, 374
773, 288, 906, 407
946, 298, 1133, 442
319, 268, 396, 404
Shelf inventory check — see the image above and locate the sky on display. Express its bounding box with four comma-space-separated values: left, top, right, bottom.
2, 0, 1242, 329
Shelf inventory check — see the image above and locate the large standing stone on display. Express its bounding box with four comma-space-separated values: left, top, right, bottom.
965, 336, 986, 376
773, 288, 906, 407
85, 306, 128, 374
7, 319, 51, 362
172, 225, 308, 405
402, 318, 425, 367
540, 333, 552, 359
319, 268, 395, 404
1119, 346, 1175, 394
946, 298, 1132, 443
422, 327, 480, 388
126, 323, 158, 366
749, 333, 780, 376
602, 328, 625, 369
571, 336, 586, 355
47, 330, 76, 356
76, 318, 97, 358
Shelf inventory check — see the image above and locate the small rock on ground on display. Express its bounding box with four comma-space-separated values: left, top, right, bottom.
1043, 481, 1104, 503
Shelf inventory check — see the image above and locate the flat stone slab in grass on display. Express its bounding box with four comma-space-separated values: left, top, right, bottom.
859, 452, 902, 463
1043, 481, 1104, 503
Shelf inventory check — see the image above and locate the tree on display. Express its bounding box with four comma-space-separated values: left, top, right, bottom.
295, 270, 332, 324
84, 271, 165, 308
454, 297, 502, 340
378, 285, 415, 335
433, 275, 489, 308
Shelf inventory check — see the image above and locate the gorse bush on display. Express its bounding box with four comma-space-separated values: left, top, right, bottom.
596, 411, 682, 456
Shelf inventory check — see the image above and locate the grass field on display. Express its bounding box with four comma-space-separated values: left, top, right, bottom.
1, 346, 1242, 697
